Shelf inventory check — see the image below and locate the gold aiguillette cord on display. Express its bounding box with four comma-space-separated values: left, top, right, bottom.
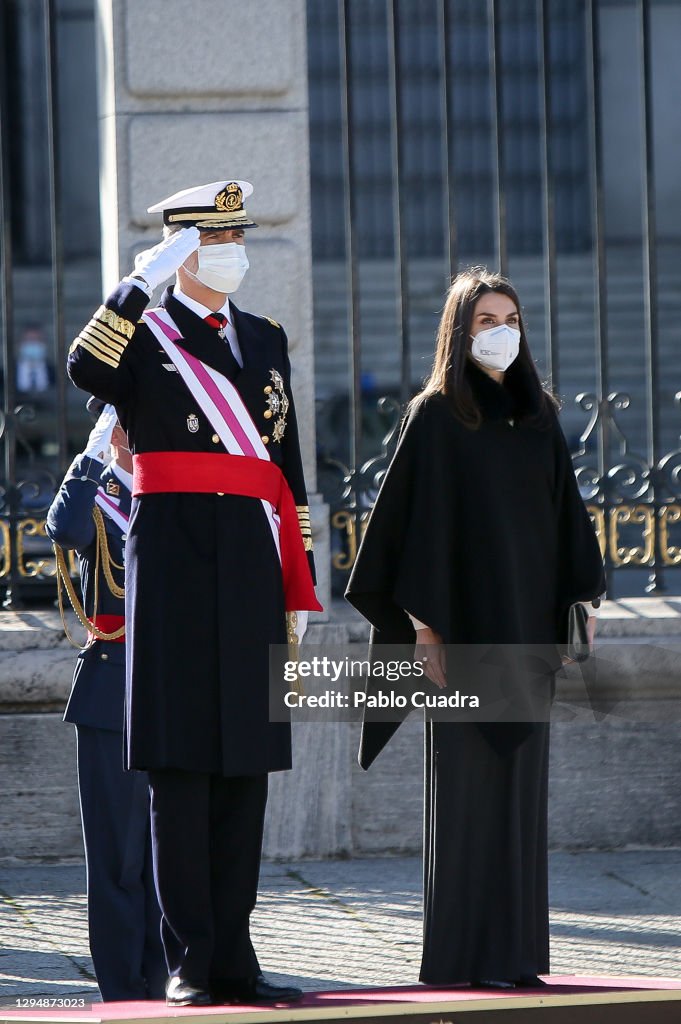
286, 611, 304, 696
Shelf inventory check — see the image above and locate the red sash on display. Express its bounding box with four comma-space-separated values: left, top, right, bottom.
133, 452, 321, 613
87, 614, 125, 644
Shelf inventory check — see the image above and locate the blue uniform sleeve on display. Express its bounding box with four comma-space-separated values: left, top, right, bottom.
67, 281, 149, 405
45, 456, 102, 551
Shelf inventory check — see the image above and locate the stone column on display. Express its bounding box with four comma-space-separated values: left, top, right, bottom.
94, 0, 329, 611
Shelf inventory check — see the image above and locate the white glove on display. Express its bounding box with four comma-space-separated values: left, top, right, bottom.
83, 404, 118, 462
131, 226, 200, 292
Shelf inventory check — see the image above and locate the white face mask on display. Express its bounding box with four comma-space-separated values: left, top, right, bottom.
470, 323, 521, 372
185, 241, 249, 294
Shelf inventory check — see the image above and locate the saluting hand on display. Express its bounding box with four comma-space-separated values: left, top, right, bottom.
415, 627, 447, 689
131, 226, 200, 292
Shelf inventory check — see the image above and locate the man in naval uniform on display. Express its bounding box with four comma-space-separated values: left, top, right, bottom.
66, 179, 321, 1007
46, 400, 165, 1001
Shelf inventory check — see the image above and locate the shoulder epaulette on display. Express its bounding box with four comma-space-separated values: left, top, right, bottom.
263, 315, 281, 329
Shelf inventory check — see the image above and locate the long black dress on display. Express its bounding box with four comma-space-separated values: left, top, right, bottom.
345, 359, 605, 984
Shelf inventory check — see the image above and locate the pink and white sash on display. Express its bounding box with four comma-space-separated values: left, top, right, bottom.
94, 487, 130, 538
142, 308, 282, 560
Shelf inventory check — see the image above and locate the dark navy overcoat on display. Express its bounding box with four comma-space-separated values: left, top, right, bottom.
67, 283, 316, 776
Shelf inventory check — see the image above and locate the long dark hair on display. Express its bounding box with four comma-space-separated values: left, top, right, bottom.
411, 267, 555, 428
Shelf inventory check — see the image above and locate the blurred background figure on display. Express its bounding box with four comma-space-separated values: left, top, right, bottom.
16, 323, 50, 394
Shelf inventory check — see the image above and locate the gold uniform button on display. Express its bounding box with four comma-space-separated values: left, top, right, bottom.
261, 435, 270, 444
100, 653, 108, 661
211, 433, 220, 444
264, 410, 273, 419
264, 385, 273, 394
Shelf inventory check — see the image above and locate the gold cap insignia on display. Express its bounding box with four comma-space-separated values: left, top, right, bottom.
215, 182, 243, 213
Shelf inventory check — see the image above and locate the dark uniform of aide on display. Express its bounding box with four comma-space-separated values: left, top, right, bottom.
47, 449, 165, 1001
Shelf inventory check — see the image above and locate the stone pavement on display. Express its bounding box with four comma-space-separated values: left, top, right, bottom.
1, 850, 681, 1006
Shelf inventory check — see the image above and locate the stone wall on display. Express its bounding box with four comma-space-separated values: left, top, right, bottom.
3, 600, 681, 862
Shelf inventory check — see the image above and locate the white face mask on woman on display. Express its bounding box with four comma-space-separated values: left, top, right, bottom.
185, 242, 249, 294
470, 323, 521, 372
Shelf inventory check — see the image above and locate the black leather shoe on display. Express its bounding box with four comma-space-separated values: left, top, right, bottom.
473, 979, 516, 990
212, 974, 302, 1004
166, 976, 214, 1007
515, 975, 547, 987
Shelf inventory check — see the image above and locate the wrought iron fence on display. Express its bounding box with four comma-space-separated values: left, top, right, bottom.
3, 0, 681, 607
0, 0, 69, 608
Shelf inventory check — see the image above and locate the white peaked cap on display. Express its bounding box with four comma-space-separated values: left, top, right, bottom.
147, 179, 257, 229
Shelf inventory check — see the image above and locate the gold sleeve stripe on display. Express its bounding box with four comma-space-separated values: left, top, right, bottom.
76, 331, 123, 368
78, 329, 124, 365
296, 506, 312, 544
94, 305, 135, 340
74, 338, 120, 369
83, 319, 128, 351
81, 326, 127, 358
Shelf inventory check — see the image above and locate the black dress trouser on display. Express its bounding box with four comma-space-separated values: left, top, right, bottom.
148, 769, 268, 988
76, 726, 166, 1001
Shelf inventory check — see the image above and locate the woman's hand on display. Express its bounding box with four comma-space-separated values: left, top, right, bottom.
561, 614, 598, 665
415, 627, 447, 689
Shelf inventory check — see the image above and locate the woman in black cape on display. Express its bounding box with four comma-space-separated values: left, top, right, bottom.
345, 268, 605, 989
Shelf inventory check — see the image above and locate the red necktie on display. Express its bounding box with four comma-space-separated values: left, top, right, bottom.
203, 311, 239, 378
204, 312, 228, 336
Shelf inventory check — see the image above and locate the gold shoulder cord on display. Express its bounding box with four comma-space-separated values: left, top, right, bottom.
54, 505, 125, 649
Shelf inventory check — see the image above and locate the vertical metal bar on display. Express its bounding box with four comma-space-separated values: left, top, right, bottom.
488, 0, 507, 275
44, 0, 67, 470
637, 0, 662, 592
536, 0, 559, 393
386, 0, 411, 404
338, 0, 362, 477
0, 0, 21, 608
437, 0, 457, 283
584, 0, 610, 588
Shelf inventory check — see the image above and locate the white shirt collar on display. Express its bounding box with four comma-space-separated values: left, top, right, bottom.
111, 462, 133, 493
173, 284, 231, 324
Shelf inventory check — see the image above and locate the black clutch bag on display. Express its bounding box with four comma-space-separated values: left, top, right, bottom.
566, 602, 590, 662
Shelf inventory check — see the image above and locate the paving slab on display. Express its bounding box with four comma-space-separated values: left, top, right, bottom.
1, 851, 681, 1006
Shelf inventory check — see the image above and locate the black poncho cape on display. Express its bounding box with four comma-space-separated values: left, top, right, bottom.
345, 360, 605, 984
346, 359, 605, 767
